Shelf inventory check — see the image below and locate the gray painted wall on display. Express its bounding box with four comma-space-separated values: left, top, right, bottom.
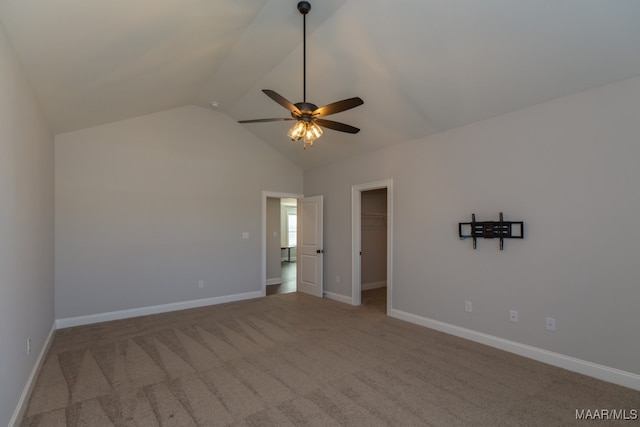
55, 106, 302, 319
304, 75, 640, 375
0, 25, 55, 425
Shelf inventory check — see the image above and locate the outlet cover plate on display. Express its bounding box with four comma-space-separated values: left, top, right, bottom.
546, 317, 556, 331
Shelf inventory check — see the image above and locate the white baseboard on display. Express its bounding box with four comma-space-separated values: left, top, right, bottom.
390, 308, 640, 392
324, 291, 352, 305
266, 278, 282, 286
10, 322, 56, 427
56, 291, 263, 329
361, 281, 386, 291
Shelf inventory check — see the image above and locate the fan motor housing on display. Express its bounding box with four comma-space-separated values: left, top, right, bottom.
295, 102, 318, 113
292, 102, 317, 121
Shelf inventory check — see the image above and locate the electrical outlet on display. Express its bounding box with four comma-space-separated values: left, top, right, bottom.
27, 337, 31, 355
546, 317, 556, 331
465, 301, 472, 312
198, 280, 204, 288
509, 310, 519, 323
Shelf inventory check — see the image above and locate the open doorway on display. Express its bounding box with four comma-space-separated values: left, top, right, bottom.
263, 193, 302, 296
267, 198, 298, 295
352, 180, 393, 313
359, 189, 387, 311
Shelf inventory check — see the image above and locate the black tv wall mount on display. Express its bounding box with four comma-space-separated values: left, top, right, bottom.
459, 212, 523, 250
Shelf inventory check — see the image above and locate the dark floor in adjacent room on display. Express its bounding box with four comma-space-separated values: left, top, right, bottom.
266, 261, 296, 296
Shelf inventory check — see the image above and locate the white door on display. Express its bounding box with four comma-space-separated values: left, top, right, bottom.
297, 195, 323, 297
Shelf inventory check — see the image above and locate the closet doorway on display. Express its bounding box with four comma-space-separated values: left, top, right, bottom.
359, 189, 387, 311
351, 180, 393, 313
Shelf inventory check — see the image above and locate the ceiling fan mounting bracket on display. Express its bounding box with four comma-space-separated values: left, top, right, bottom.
297, 1, 311, 15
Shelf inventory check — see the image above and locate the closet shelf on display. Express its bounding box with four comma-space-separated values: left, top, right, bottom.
362, 212, 387, 230
362, 212, 387, 219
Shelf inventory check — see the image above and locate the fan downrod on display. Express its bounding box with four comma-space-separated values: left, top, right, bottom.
297, 1, 311, 15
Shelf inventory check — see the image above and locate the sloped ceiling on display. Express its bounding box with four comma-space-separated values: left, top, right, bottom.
1, 0, 640, 170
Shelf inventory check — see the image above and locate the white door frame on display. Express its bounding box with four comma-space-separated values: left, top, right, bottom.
351, 179, 393, 313
262, 191, 303, 296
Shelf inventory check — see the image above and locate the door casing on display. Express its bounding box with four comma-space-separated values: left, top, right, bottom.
351, 179, 393, 313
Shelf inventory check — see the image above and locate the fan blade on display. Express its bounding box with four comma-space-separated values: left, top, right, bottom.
315, 119, 360, 134
263, 90, 301, 115
313, 97, 364, 117
238, 118, 295, 123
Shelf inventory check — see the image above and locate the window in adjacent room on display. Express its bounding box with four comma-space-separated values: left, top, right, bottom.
287, 211, 297, 247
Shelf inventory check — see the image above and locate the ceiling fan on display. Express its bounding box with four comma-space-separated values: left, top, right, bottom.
238, 1, 364, 149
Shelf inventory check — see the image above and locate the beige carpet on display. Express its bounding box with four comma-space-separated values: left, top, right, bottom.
22, 292, 639, 426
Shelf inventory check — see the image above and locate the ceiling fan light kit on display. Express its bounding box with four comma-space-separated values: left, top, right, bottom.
238, 1, 363, 149
287, 120, 323, 149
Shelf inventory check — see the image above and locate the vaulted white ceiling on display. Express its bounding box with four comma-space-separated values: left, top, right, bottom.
1, 0, 640, 170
